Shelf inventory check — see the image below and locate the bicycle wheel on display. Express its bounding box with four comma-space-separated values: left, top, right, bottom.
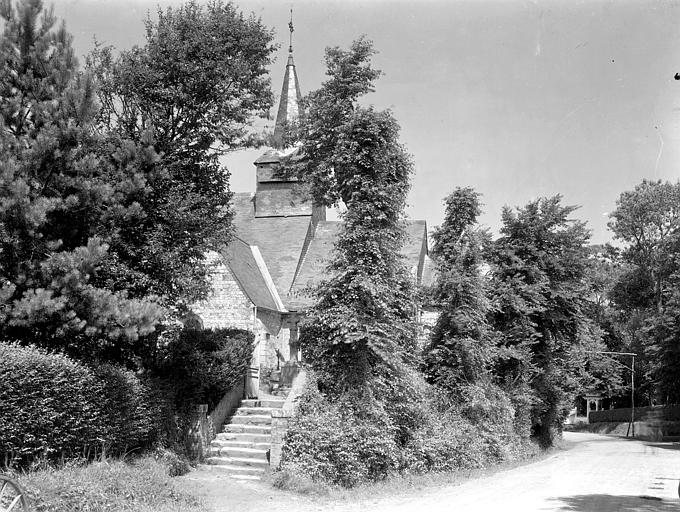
0, 475, 29, 511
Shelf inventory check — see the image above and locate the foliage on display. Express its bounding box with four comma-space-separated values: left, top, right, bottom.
0, 342, 159, 467
1, 0, 276, 364
423, 187, 496, 394
608, 180, 680, 311
280, 377, 400, 487
294, 37, 416, 394
18, 455, 206, 512
606, 180, 680, 405
0, 0, 164, 360
486, 196, 600, 446
149, 326, 253, 415
85, 0, 277, 305
281, 375, 537, 486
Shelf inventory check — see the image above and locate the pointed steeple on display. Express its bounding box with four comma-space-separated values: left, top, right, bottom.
272, 9, 302, 149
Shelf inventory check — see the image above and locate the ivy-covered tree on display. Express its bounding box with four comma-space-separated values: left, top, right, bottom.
86, 0, 276, 304
422, 187, 495, 393
295, 39, 416, 394
487, 196, 601, 446
0, 0, 163, 362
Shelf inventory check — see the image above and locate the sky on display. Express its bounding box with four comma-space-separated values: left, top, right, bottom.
53, 0, 680, 243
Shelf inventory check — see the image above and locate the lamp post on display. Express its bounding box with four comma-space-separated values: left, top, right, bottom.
585, 351, 637, 437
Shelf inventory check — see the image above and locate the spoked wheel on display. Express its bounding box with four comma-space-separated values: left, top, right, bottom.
0, 475, 29, 511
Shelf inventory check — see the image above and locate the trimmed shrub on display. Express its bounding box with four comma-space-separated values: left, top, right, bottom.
0, 343, 159, 467
96, 365, 160, 453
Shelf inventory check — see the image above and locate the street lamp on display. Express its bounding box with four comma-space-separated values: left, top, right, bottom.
585, 351, 637, 437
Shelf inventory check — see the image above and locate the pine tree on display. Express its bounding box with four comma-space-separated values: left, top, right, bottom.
0, 0, 163, 363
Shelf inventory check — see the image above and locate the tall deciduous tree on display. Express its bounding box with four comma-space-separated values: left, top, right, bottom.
608, 180, 680, 404
608, 179, 680, 312
87, 0, 276, 304
487, 196, 600, 446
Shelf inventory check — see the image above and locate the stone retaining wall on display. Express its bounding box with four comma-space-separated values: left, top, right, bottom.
589, 404, 680, 423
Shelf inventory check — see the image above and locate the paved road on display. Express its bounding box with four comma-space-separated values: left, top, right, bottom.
360, 432, 680, 512
188, 432, 680, 512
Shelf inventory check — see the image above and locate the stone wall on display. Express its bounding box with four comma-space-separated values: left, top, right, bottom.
184, 381, 245, 460
589, 404, 680, 423
192, 252, 254, 331
270, 369, 307, 468
191, 252, 293, 373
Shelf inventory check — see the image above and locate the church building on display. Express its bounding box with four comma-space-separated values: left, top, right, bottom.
191, 23, 432, 391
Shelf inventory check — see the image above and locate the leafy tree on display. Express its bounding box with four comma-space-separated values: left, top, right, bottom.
422, 187, 495, 393
608, 180, 680, 312
0, 0, 163, 362
487, 196, 601, 446
295, 38, 416, 394
86, 0, 276, 304
608, 180, 680, 404
1, 0, 276, 365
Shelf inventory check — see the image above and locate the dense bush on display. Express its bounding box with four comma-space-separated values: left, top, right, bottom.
150, 326, 253, 415
0, 343, 159, 467
280, 374, 537, 486
280, 378, 400, 487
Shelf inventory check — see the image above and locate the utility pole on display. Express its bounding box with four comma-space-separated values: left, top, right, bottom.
584, 351, 637, 437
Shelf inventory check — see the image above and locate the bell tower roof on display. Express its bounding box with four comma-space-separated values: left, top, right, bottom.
272, 9, 302, 149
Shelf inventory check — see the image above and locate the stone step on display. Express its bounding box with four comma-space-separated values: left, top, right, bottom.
203, 464, 266, 476
229, 414, 272, 426
234, 407, 276, 416
211, 439, 270, 450
241, 399, 285, 409
227, 473, 263, 481
209, 446, 268, 460
223, 424, 272, 435
206, 456, 268, 468
270, 388, 290, 397
215, 432, 271, 443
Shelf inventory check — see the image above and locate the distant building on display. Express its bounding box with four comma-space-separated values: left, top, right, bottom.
191, 28, 432, 391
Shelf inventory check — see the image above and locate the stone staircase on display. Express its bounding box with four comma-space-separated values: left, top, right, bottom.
205, 398, 285, 480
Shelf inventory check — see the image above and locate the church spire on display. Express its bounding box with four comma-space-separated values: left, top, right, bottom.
272, 8, 302, 149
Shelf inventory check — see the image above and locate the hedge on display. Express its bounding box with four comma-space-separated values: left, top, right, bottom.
0, 343, 159, 467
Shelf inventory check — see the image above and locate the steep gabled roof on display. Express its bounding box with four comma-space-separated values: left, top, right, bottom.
286, 220, 430, 310
221, 237, 284, 312
287, 220, 341, 309
231, 192, 312, 310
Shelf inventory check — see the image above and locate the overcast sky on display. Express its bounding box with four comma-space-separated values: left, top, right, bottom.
54, 0, 680, 243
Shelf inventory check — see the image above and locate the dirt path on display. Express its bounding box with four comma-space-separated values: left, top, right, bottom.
179, 432, 680, 512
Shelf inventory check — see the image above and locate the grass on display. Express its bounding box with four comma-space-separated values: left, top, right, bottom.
12, 455, 208, 512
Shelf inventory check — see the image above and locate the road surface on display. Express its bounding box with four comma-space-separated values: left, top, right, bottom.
185, 432, 680, 512
359, 432, 680, 512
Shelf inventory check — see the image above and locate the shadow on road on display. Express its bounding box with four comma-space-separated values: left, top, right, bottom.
552, 494, 678, 511
644, 442, 680, 451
